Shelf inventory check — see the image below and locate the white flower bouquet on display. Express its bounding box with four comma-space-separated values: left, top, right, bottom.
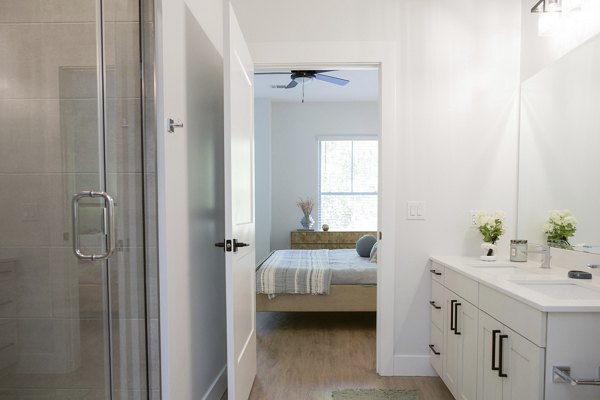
544, 210, 577, 247
475, 210, 506, 244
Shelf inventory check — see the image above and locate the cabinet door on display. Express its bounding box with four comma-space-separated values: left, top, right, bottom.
443, 289, 460, 397
444, 289, 478, 400
502, 326, 544, 400
457, 299, 478, 400
478, 311, 504, 400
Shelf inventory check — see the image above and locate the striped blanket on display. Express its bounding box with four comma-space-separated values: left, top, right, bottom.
256, 249, 332, 299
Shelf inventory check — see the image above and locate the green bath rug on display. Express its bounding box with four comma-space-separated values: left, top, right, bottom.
332, 389, 419, 400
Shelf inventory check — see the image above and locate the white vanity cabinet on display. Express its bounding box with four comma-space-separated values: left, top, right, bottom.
430, 260, 544, 400
430, 264, 479, 400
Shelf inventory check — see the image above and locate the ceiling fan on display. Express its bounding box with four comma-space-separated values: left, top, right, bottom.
256, 70, 350, 89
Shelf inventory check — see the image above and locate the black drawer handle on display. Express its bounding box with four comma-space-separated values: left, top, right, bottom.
491, 330, 501, 371
450, 300, 457, 332
454, 302, 462, 335
498, 334, 508, 378
429, 269, 442, 276
429, 301, 441, 309
429, 344, 440, 355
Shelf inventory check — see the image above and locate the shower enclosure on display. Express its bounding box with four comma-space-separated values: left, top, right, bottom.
0, 0, 159, 398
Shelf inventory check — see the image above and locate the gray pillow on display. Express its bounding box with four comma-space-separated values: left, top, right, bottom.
356, 235, 377, 257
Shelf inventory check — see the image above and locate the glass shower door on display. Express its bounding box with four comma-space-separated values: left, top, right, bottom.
0, 0, 154, 399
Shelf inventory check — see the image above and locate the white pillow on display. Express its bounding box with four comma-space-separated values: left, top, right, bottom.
370, 242, 378, 263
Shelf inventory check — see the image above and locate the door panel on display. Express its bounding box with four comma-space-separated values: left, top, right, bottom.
502, 327, 544, 400
444, 289, 460, 397
224, 2, 257, 399
477, 311, 504, 400
458, 299, 478, 400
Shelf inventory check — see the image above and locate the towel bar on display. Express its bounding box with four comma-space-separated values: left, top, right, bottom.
553, 366, 600, 386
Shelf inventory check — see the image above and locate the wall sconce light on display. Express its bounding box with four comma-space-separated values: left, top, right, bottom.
531, 0, 562, 13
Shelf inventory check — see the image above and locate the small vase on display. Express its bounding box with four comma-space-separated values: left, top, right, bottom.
300, 213, 315, 230
480, 242, 497, 261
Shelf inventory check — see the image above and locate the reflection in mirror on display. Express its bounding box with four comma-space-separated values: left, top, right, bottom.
518, 33, 600, 254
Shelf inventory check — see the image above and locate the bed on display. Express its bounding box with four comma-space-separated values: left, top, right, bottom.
255, 248, 377, 312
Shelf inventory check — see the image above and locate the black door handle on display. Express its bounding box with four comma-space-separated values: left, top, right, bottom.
454, 302, 462, 335
215, 240, 232, 252
498, 334, 508, 378
491, 330, 501, 371
429, 344, 440, 355
233, 239, 250, 252
429, 301, 441, 310
430, 269, 442, 276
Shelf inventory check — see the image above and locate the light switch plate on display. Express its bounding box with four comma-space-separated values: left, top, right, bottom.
407, 201, 426, 220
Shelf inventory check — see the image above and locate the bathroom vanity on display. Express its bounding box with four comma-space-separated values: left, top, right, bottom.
429, 256, 600, 400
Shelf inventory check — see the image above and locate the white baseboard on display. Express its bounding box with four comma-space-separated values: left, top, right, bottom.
393, 355, 437, 376
203, 365, 227, 400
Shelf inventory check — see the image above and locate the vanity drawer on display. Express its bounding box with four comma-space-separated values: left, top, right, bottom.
431, 280, 444, 330
429, 262, 444, 284
430, 322, 443, 377
479, 284, 546, 347
444, 267, 478, 306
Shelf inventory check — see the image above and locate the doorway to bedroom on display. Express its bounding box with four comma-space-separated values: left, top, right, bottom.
251, 68, 381, 398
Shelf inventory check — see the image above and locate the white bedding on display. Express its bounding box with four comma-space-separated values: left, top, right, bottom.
328, 249, 377, 285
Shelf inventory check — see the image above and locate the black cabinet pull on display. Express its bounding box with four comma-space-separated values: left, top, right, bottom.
429, 269, 442, 276
454, 302, 462, 335
429, 344, 440, 355
429, 301, 441, 309
498, 334, 508, 378
450, 300, 457, 332
491, 330, 501, 371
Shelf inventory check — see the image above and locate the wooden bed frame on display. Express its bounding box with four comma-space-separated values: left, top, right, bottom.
257, 232, 378, 312
256, 284, 376, 312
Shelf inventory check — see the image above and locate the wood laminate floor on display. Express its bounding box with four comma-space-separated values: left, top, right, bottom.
223, 312, 454, 400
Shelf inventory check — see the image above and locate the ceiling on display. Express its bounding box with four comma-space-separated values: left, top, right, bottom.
253, 69, 379, 102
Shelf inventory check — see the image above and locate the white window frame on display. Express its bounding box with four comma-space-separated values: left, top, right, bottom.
317, 135, 379, 231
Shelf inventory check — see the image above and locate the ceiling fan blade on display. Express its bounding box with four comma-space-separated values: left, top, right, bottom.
314, 74, 350, 86
285, 80, 298, 89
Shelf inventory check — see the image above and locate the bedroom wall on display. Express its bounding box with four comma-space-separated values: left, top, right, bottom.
232, 0, 522, 375
269, 102, 379, 251
254, 99, 273, 263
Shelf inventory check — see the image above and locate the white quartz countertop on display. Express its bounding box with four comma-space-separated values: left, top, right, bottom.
430, 256, 600, 312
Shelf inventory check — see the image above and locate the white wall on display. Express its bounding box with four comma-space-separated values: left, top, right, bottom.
254, 99, 272, 263
269, 102, 379, 250
233, 0, 522, 376
520, 0, 600, 80
156, 0, 227, 398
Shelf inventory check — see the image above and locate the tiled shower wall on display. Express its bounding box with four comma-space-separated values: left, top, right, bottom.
0, 0, 160, 398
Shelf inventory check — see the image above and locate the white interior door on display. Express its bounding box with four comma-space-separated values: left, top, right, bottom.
224, 2, 257, 399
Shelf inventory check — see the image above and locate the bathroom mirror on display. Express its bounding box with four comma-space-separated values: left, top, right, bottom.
518, 33, 600, 254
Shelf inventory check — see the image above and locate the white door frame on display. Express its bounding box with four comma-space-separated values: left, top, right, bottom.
251, 41, 398, 375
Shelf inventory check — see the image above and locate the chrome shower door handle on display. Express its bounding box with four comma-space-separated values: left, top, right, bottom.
72, 191, 116, 261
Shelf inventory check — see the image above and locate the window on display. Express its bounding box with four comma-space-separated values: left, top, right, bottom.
318, 138, 378, 231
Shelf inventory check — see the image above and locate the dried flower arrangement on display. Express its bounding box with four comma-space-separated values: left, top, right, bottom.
297, 197, 314, 215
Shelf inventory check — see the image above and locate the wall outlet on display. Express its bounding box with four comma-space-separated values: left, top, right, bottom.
470, 210, 479, 226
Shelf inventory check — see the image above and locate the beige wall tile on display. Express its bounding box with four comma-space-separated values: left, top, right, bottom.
0, 99, 62, 173
106, 98, 143, 173
0, 23, 97, 100
0, 0, 96, 23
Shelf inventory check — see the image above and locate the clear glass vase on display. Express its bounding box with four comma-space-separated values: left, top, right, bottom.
301, 213, 315, 230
